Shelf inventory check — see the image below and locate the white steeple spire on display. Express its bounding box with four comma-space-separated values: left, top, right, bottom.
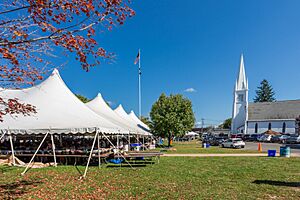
232, 54, 249, 134
236, 54, 247, 90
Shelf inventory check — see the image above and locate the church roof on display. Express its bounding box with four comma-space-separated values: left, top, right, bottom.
248, 100, 300, 120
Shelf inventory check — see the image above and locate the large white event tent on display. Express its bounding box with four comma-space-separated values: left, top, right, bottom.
0, 69, 126, 177
0, 69, 122, 134
114, 105, 149, 136
128, 110, 150, 132
86, 93, 140, 134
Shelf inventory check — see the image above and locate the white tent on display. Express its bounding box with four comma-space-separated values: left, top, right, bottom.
86, 93, 137, 134
0, 69, 121, 135
185, 131, 199, 137
128, 111, 151, 134
114, 105, 148, 136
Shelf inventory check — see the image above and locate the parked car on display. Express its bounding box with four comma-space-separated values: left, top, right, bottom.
221, 138, 245, 149
248, 134, 262, 142
270, 135, 281, 143
258, 134, 272, 142
230, 134, 243, 139
242, 134, 251, 141
203, 136, 225, 146
270, 135, 290, 143
286, 135, 300, 144
209, 137, 226, 146
279, 135, 290, 143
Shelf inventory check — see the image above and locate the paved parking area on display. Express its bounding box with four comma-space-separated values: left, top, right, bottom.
244, 142, 300, 154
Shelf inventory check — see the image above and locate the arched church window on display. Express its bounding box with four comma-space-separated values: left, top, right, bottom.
255, 123, 258, 133
282, 122, 286, 133
268, 123, 272, 130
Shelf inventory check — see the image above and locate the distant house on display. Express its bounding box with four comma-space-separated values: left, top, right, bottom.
231, 55, 300, 134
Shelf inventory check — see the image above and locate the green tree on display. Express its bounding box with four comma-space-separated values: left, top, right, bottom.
219, 118, 232, 129
76, 94, 90, 103
150, 93, 195, 146
253, 79, 276, 103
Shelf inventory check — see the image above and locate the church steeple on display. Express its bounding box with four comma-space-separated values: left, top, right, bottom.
232, 54, 249, 134
235, 54, 247, 90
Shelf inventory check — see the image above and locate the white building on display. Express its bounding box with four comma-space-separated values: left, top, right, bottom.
231, 55, 300, 134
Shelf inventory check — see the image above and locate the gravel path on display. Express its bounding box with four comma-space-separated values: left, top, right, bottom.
162, 153, 300, 157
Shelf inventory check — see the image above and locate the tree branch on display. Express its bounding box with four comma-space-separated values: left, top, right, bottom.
0, 5, 32, 15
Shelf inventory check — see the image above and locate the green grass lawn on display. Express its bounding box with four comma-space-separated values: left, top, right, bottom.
0, 157, 300, 199
156, 140, 259, 154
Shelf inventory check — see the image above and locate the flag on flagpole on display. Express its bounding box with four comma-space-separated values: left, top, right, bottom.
134, 51, 140, 65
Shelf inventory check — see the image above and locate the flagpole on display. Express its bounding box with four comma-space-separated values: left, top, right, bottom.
138, 49, 141, 118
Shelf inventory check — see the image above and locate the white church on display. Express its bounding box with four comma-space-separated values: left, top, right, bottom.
231, 55, 300, 135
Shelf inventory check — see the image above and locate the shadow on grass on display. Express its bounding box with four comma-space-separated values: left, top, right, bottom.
253, 180, 300, 187
0, 180, 42, 199
106, 164, 147, 168
0, 166, 14, 173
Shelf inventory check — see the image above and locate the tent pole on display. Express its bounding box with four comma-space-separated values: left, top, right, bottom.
9, 131, 15, 166
128, 133, 130, 151
132, 134, 140, 148
0, 131, 6, 155
97, 132, 100, 168
143, 136, 145, 151
83, 132, 98, 178
101, 132, 134, 169
117, 135, 119, 150
59, 134, 62, 147
50, 134, 57, 167
0, 131, 6, 141
21, 132, 49, 175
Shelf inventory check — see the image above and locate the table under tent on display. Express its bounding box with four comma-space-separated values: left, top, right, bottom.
0, 69, 159, 178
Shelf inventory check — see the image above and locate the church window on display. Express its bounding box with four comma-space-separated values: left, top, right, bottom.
282, 122, 286, 133
268, 123, 272, 130
237, 94, 244, 102
255, 123, 258, 133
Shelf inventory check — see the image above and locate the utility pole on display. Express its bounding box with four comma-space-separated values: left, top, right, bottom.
201, 118, 205, 133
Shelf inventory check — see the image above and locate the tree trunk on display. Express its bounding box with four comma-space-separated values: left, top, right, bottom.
168, 132, 171, 147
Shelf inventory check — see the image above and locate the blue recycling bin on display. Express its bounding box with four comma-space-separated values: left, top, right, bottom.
268, 150, 276, 157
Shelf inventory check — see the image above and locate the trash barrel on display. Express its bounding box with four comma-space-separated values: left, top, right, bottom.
206, 143, 210, 148
202, 143, 206, 148
267, 150, 276, 157
280, 146, 291, 158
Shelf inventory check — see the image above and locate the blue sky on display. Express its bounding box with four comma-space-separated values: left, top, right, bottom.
57, 0, 300, 126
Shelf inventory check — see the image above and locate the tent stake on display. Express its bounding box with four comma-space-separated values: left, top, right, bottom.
51, 134, 57, 167
9, 131, 15, 166
82, 132, 98, 178
21, 132, 49, 175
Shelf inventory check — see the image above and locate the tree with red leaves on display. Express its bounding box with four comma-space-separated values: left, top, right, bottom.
0, 0, 135, 121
